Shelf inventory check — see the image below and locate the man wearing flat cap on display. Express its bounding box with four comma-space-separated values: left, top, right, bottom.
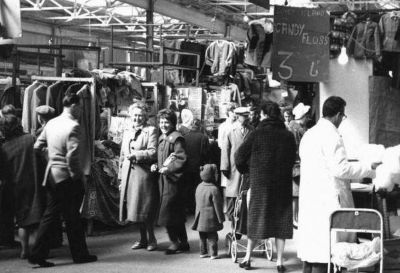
35, 105, 55, 137
220, 107, 254, 227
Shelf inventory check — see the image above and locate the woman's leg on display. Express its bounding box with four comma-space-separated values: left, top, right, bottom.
138, 223, 148, 245
242, 238, 257, 261
275, 238, 286, 266
18, 227, 29, 258
145, 221, 156, 244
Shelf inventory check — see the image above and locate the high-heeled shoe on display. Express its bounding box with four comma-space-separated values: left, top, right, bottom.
239, 259, 251, 270
277, 265, 286, 273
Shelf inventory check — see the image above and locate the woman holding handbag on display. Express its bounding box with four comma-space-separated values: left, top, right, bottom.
151, 109, 189, 255
119, 102, 158, 251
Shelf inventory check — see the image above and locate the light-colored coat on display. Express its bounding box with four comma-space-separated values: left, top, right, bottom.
297, 118, 376, 263
118, 125, 158, 222
220, 122, 253, 197
34, 112, 82, 185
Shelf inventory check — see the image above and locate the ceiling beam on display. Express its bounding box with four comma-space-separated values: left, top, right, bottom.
118, 0, 247, 41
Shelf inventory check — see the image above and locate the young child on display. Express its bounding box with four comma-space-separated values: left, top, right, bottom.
191, 164, 224, 259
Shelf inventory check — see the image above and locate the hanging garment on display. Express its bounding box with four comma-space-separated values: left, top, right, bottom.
245, 19, 273, 68
21, 81, 41, 133
379, 12, 400, 52
205, 40, 236, 76
77, 84, 92, 175
347, 20, 381, 59
46, 81, 66, 116
30, 84, 47, 135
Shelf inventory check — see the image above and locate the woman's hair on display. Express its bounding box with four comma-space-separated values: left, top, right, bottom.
322, 96, 346, 118
157, 108, 177, 128
260, 100, 283, 121
128, 102, 148, 120
0, 114, 24, 140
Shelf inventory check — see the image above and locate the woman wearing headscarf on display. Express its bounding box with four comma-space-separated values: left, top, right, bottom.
119, 102, 158, 251
0, 114, 43, 258
235, 101, 296, 272
151, 109, 189, 255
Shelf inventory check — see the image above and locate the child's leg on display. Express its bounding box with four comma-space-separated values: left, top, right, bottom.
199, 232, 208, 256
208, 232, 218, 258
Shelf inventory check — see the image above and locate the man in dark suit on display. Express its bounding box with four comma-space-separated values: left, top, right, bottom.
29, 94, 97, 267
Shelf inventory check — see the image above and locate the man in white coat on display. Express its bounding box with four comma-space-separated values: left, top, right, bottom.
297, 96, 378, 273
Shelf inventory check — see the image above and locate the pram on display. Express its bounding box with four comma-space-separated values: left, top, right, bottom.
328, 208, 384, 273
225, 180, 274, 263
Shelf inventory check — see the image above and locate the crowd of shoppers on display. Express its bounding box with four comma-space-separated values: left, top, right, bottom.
0, 94, 379, 273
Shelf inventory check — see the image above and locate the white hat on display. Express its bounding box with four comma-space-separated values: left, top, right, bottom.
293, 103, 310, 120
234, 107, 250, 116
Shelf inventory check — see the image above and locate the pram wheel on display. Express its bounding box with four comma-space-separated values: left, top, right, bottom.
264, 239, 273, 261
225, 234, 232, 256
230, 240, 238, 263
225, 233, 238, 262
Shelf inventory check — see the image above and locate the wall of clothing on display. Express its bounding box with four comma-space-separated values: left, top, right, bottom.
332, 10, 400, 88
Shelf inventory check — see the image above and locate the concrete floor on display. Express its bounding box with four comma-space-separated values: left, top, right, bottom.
0, 219, 303, 273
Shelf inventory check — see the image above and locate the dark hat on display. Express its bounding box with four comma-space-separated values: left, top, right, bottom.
200, 164, 217, 183
35, 105, 55, 119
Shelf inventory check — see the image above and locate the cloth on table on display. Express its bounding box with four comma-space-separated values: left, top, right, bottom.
373, 144, 400, 191
331, 237, 381, 271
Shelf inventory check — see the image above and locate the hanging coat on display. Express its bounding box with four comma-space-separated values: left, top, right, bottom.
220, 122, 253, 197
119, 125, 158, 223
157, 131, 187, 226
297, 118, 376, 264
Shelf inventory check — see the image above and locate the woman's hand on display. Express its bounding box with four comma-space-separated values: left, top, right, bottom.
150, 164, 158, 172
159, 167, 169, 174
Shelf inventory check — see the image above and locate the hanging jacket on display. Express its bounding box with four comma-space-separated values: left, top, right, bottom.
347, 20, 381, 59
379, 12, 400, 52
205, 40, 236, 76
245, 19, 273, 68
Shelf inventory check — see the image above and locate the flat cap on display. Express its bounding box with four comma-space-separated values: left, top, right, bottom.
234, 107, 250, 116
35, 105, 55, 118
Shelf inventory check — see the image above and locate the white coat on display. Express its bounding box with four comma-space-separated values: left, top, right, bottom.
297, 118, 375, 264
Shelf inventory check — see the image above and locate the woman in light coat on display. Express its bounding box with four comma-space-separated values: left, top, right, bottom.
119, 102, 158, 251
297, 96, 377, 273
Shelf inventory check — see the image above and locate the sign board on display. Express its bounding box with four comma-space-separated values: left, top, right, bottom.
271, 6, 329, 82
0, 0, 22, 39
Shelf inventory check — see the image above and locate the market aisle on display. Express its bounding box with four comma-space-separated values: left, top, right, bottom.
0, 219, 303, 273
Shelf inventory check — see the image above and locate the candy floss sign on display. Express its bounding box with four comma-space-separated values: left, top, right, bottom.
272, 6, 330, 82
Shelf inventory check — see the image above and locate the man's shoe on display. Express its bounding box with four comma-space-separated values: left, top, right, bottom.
28, 257, 55, 267
73, 255, 98, 264
178, 242, 190, 252
239, 259, 251, 270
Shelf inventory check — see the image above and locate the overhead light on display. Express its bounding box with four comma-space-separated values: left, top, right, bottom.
338, 46, 348, 65
243, 12, 249, 23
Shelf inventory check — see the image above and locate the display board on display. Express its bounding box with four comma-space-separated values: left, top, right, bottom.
272, 6, 329, 82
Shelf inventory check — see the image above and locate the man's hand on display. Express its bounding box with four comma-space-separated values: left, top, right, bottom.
127, 154, 136, 162
159, 167, 169, 174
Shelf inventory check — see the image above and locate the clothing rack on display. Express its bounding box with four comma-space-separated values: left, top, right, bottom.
109, 46, 200, 86
31, 76, 96, 175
